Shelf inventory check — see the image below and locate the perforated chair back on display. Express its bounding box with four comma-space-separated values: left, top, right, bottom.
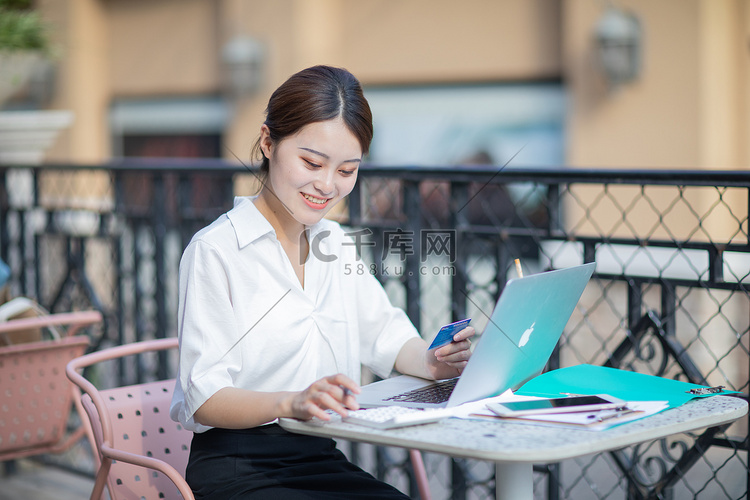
67, 337, 195, 500
0, 336, 89, 458
0, 311, 101, 461
80, 379, 191, 499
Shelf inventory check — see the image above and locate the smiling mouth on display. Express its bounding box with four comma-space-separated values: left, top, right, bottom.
302, 193, 330, 206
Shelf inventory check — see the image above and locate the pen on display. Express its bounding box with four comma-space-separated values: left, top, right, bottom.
591, 408, 639, 422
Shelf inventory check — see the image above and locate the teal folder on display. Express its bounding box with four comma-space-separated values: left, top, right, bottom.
515, 364, 736, 409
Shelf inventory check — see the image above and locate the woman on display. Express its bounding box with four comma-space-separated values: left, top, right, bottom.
170, 65, 475, 499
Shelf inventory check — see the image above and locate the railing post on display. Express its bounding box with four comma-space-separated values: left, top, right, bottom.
154, 172, 168, 380
547, 183, 562, 237
451, 181, 469, 320
348, 181, 361, 226
451, 459, 467, 500
403, 180, 421, 330
627, 278, 643, 335
660, 280, 676, 338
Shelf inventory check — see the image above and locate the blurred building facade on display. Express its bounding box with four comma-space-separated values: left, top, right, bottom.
34, 0, 749, 170
4, 4, 748, 495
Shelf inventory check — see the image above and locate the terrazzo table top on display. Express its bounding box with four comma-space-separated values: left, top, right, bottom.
280, 395, 747, 463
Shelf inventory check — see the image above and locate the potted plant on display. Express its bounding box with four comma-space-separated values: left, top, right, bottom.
0, 0, 73, 164
0, 0, 51, 105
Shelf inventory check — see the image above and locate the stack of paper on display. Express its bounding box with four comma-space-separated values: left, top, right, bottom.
457, 364, 730, 431
476, 400, 669, 431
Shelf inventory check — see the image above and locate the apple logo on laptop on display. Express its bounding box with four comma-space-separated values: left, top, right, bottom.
518, 322, 535, 347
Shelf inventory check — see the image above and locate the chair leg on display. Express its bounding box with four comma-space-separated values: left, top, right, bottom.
90, 459, 112, 500
409, 449, 432, 500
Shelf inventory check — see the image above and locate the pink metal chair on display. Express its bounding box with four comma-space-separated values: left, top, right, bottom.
0, 310, 102, 462
67, 337, 432, 500
66, 337, 193, 500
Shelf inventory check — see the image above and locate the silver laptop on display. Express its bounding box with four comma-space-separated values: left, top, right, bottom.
357, 262, 596, 409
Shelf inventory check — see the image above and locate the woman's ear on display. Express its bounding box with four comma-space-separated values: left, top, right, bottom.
259, 124, 273, 159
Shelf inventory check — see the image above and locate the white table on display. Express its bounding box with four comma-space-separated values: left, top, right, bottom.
280, 395, 747, 500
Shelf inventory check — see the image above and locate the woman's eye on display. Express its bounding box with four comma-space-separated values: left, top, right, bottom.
304, 159, 321, 168
340, 170, 356, 176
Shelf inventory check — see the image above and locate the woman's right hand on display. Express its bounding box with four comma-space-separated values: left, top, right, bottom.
287, 374, 361, 421
194, 375, 361, 429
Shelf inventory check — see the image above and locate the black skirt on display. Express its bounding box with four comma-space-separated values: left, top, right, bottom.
186, 424, 410, 499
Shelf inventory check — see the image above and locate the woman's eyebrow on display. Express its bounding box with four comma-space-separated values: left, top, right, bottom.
299, 147, 361, 164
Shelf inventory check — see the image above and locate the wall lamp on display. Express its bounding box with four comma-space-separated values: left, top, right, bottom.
221, 36, 265, 96
594, 6, 642, 87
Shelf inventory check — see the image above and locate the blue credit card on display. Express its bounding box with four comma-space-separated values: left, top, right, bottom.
428, 318, 471, 350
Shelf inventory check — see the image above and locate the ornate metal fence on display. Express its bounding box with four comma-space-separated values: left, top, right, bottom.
1, 161, 748, 499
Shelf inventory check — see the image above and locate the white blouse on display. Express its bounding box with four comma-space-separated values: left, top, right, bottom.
170, 196, 419, 432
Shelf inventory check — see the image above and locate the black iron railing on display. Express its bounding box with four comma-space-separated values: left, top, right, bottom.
1, 161, 748, 499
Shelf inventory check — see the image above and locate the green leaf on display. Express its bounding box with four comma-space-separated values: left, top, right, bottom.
0, 8, 49, 52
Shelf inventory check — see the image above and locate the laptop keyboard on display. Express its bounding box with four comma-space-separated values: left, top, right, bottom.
384, 378, 459, 404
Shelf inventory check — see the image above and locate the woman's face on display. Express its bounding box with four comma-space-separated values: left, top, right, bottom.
260, 117, 362, 228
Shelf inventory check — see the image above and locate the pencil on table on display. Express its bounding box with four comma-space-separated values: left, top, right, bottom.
514, 258, 523, 278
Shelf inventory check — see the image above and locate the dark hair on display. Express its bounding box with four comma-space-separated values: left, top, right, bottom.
251, 65, 373, 179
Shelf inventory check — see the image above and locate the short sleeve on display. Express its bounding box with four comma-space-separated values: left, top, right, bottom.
171, 239, 241, 427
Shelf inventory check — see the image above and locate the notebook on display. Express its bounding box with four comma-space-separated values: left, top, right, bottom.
357, 262, 597, 409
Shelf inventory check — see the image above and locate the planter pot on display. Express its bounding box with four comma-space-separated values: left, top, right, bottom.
0, 51, 44, 106
0, 110, 73, 164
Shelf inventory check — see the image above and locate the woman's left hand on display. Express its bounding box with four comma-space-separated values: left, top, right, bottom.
425, 326, 475, 380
